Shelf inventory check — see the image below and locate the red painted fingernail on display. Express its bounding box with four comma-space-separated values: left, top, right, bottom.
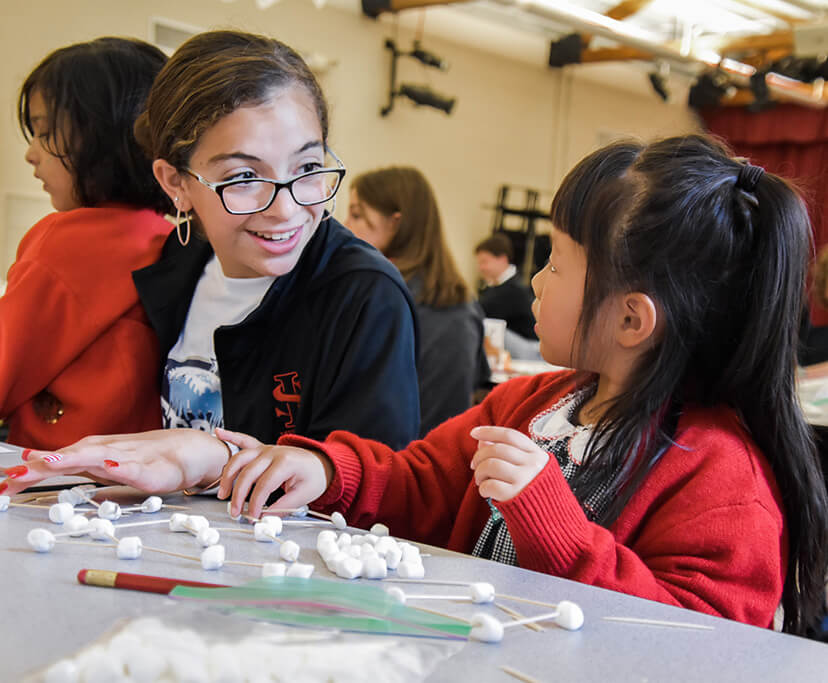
104, 460, 119, 468
21, 449, 32, 461
5, 465, 27, 479
0, 483, 8, 494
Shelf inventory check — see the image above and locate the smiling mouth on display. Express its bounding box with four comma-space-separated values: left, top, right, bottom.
249, 228, 299, 242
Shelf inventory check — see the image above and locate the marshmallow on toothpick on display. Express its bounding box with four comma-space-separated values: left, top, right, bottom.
117, 536, 143, 560
97, 501, 122, 521
469, 601, 584, 643
261, 562, 287, 578
286, 562, 315, 578
140, 496, 163, 513
27, 528, 56, 553
197, 527, 221, 547
201, 545, 226, 570
49, 503, 75, 524
65, 515, 90, 537
279, 539, 300, 562
88, 518, 115, 541
169, 513, 190, 532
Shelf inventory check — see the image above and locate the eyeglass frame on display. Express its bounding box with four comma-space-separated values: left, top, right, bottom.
182, 147, 346, 215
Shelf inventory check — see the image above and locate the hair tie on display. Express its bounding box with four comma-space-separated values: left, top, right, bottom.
736, 162, 765, 193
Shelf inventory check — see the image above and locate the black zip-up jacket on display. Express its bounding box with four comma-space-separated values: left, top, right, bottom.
133, 216, 420, 450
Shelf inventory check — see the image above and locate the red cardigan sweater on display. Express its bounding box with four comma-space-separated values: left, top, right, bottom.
281, 370, 787, 628
0, 206, 171, 449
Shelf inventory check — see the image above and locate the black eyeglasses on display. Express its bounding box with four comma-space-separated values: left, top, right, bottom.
184, 148, 346, 215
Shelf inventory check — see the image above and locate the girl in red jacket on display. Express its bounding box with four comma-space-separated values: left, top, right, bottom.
1, 39, 172, 449
14, 136, 828, 636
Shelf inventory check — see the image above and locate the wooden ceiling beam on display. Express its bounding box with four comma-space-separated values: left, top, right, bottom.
720, 30, 793, 55
581, 0, 655, 48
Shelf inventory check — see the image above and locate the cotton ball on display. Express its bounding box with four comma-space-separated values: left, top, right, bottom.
469, 613, 504, 643
169, 512, 189, 532
397, 560, 425, 579
122, 645, 166, 683
207, 644, 243, 683
201, 544, 226, 570
330, 511, 347, 529
369, 522, 389, 537
65, 514, 90, 537
469, 582, 496, 604
361, 554, 388, 579
260, 515, 283, 535
261, 562, 287, 578
43, 658, 79, 683
336, 532, 351, 548
335, 556, 362, 579
185, 515, 209, 533
286, 562, 314, 578
226, 500, 241, 521
0, 495, 9, 512
253, 522, 277, 543
27, 527, 56, 552
117, 536, 143, 559
97, 501, 122, 521
197, 527, 221, 547
555, 600, 584, 631
140, 496, 163, 513
49, 502, 75, 524
384, 544, 402, 570
279, 539, 300, 562
88, 518, 115, 541
385, 586, 406, 604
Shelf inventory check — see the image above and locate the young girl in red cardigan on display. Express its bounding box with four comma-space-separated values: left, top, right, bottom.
14, 135, 828, 636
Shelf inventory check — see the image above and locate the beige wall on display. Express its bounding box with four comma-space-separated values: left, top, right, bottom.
0, 0, 700, 283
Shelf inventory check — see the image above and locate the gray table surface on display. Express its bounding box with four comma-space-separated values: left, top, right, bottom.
2, 488, 827, 682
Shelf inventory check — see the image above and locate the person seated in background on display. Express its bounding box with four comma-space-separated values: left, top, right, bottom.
799, 244, 828, 367
475, 233, 537, 340
346, 166, 489, 436
0, 38, 172, 450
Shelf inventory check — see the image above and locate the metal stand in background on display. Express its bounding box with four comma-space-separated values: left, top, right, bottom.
487, 185, 551, 286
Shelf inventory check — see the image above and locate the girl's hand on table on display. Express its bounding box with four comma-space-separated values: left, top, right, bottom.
216, 427, 334, 520
470, 426, 550, 502
0, 429, 229, 496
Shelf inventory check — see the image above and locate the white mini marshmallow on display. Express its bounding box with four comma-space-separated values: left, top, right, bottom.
292, 504, 309, 517
65, 514, 90, 537
397, 560, 425, 578
97, 501, 122, 521
43, 658, 79, 683
77, 649, 123, 683
169, 512, 189, 531
335, 556, 363, 579
261, 562, 287, 577
361, 544, 378, 558
140, 496, 163, 513
49, 502, 75, 524
470, 582, 496, 604
226, 500, 241, 521
331, 511, 347, 529
374, 536, 398, 557
317, 538, 339, 561
185, 515, 209, 533
363, 533, 379, 546
384, 544, 403, 569
260, 515, 283, 535
117, 536, 143, 559
555, 600, 585, 631
279, 539, 300, 562
325, 551, 347, 572
361, 555, 388, 579
58, 488, 88, 506
400, 542, 420, 562
346, 544, 362, 558
369, 523, 390, 537
350, 534, 366, 546
253, 522, 277, 542
201, 544, 226, 570
28, 528, 56, 552
88, 518, 115, 541
469, 613, 504, 643
197, 527, 221, 547
336, 532, 352, 548
122, 645, 165, 683
386, 586, 406, 604
0, 495, 9, 512
286, 562, 314, 578
317, 529, 336, 545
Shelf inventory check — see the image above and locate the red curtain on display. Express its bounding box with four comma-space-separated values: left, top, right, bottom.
701, 104, 828, 325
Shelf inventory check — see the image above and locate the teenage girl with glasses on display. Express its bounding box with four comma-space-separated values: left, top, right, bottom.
1, 30, 419, 490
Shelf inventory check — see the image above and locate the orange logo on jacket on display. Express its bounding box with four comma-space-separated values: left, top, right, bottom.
273, 372, 301, 431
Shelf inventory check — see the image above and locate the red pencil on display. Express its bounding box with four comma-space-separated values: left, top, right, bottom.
77, 568, 228, 594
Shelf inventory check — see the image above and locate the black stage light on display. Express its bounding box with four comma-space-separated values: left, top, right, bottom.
548, 33, 583, 68
398, 83, 456, 115
410, 41, 449, 71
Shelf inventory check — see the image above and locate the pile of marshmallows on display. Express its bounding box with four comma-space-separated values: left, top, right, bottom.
315, 524, 425, 580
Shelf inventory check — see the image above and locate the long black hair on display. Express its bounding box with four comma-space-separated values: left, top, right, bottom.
18, 37, 170, 214
552, 134, 828, 635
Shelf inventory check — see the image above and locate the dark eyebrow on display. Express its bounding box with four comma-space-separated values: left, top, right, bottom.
206, 141, 323, 166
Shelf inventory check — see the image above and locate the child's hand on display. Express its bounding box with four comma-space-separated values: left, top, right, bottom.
469, 426, 549, 502
216, 427, 335, 520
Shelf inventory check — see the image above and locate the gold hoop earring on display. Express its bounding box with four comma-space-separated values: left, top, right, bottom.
175, 206, 191, 247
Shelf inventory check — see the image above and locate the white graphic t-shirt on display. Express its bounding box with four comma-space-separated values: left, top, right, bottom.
161, 256, 274, 431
